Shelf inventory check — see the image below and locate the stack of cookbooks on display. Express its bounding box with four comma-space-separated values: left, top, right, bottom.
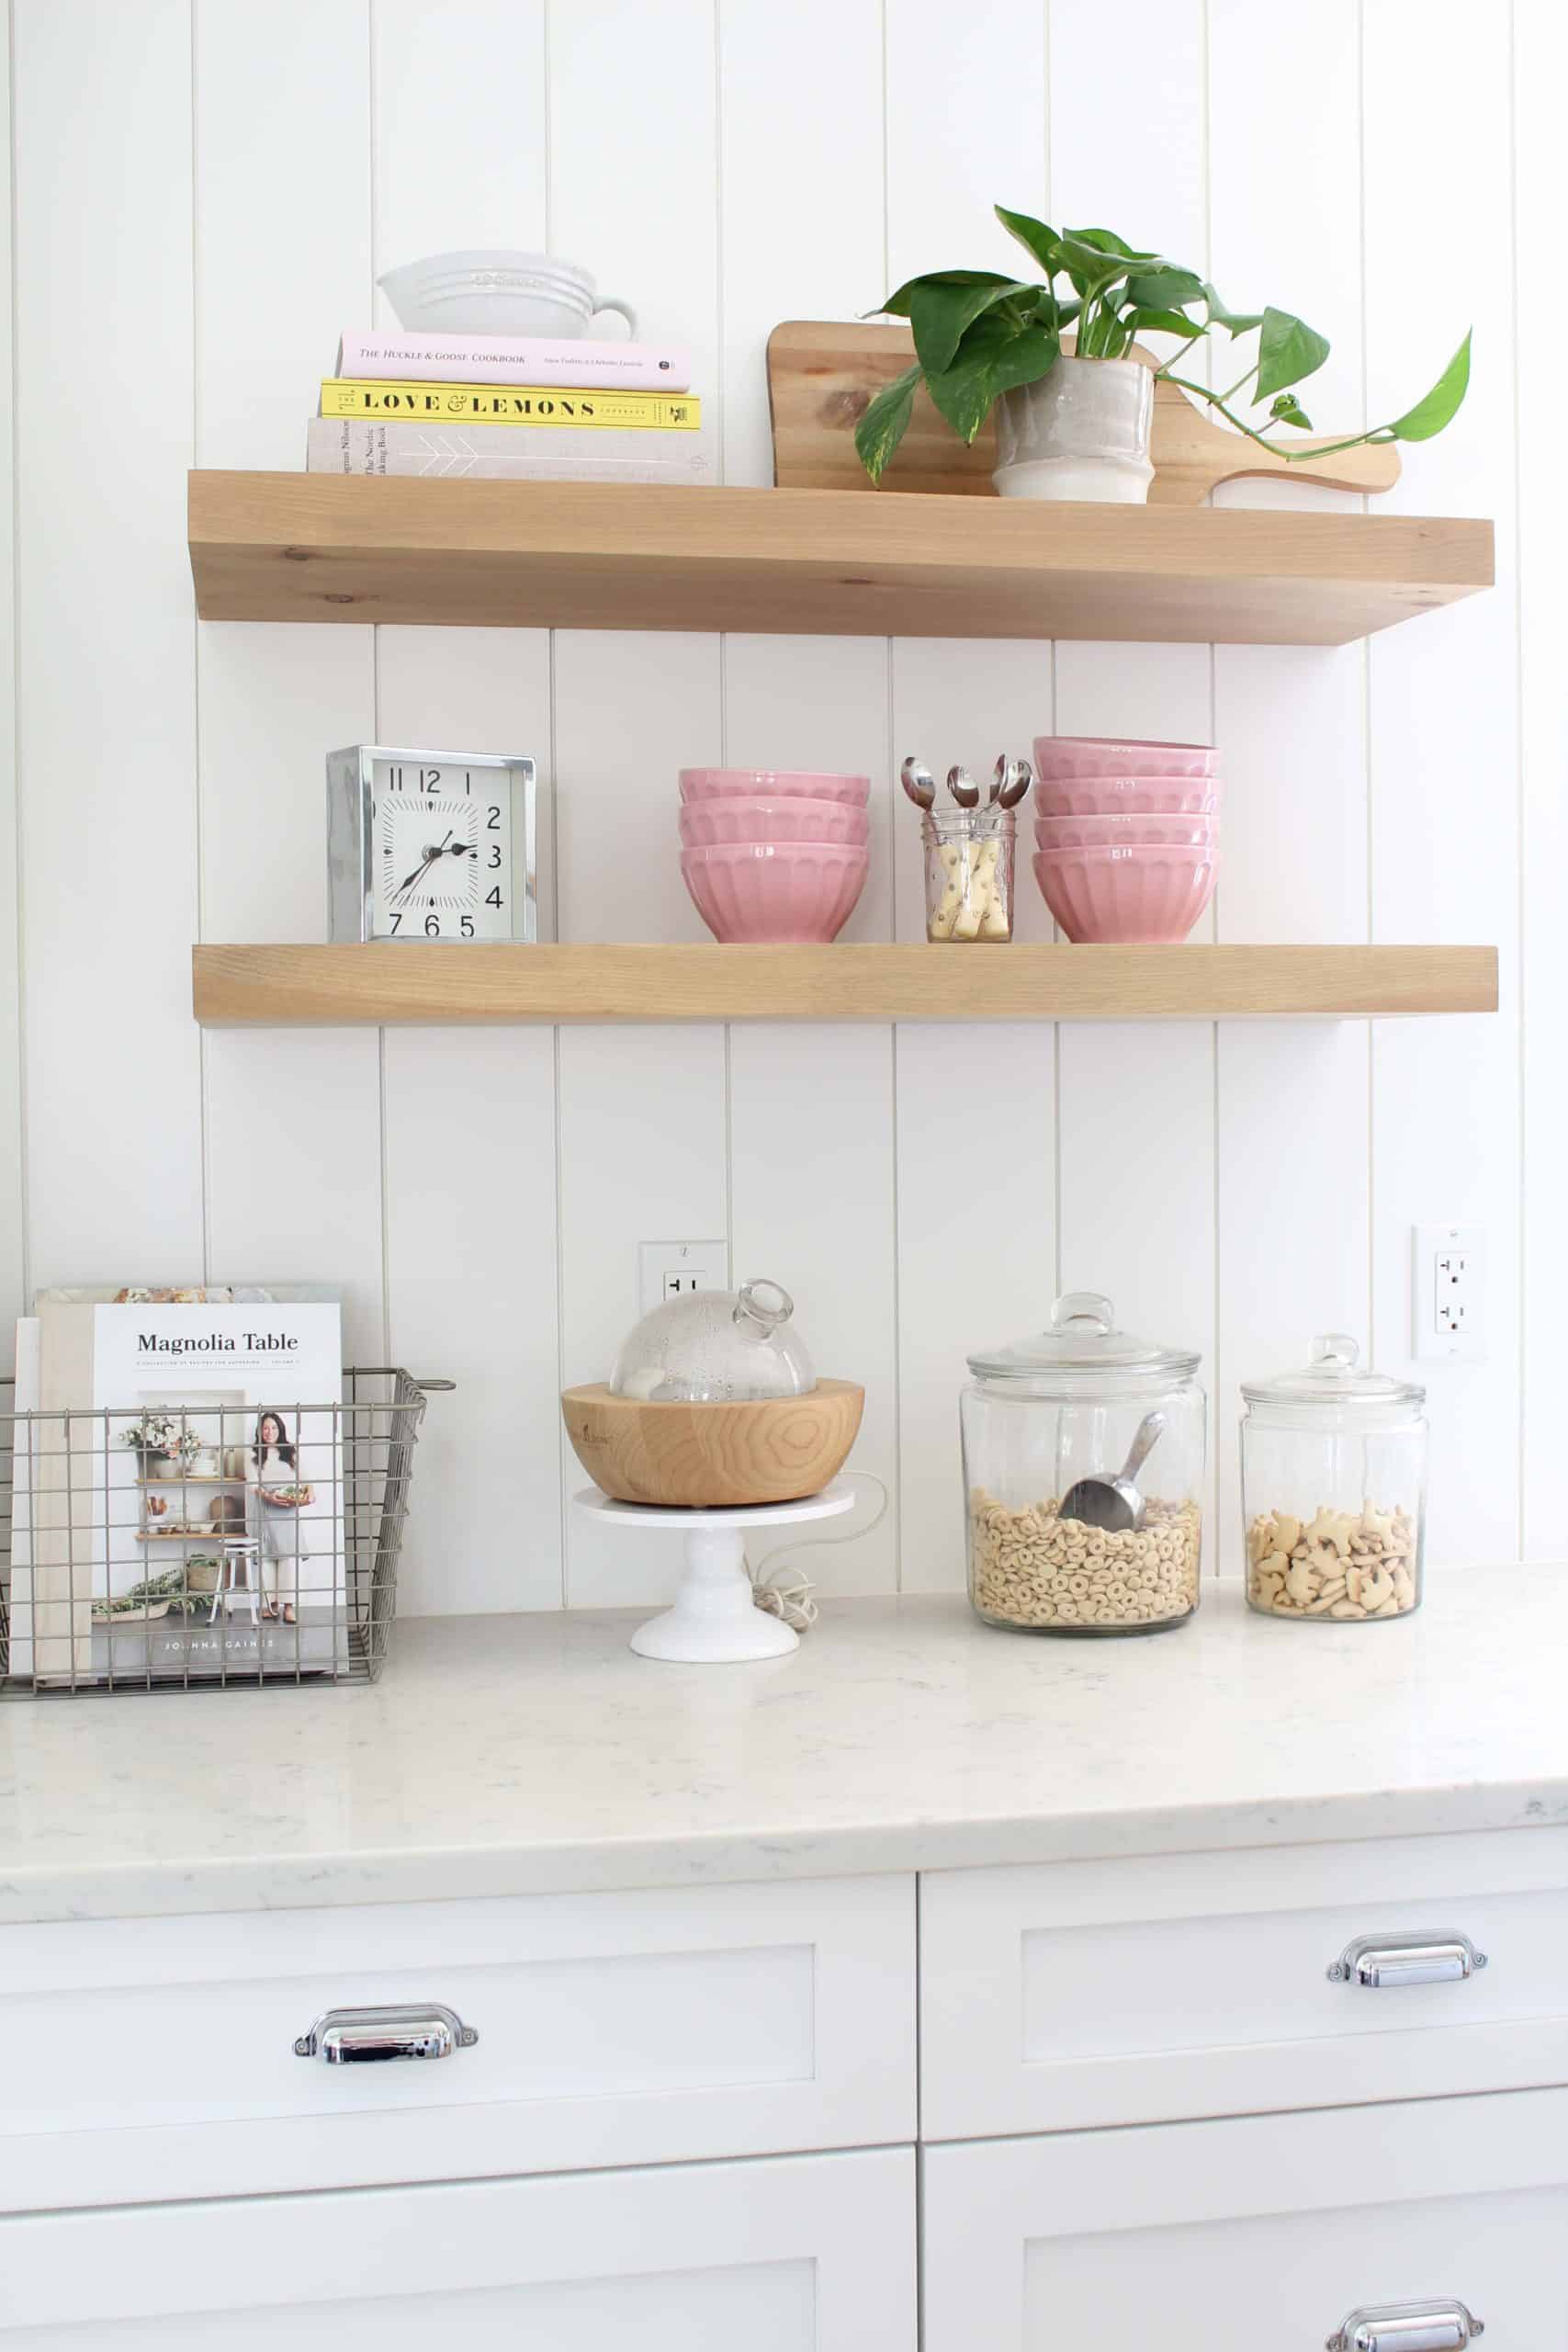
308, 329, 710, 484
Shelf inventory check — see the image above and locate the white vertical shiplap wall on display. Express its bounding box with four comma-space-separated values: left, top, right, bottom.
1207, 0, 1371, 1575
15, 1, 203, 1287
0, 7, 19, 1354
369, 0, 564, 1614
1363, 0, 1521, 1563
884, 1, 1058, 1591
1516, 0, 1568, 1559
1046, 1, 1220, 1568
2, 0, 1548, 1612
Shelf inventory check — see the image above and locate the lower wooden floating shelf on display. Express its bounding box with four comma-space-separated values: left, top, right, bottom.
193, 943, 1498, 1026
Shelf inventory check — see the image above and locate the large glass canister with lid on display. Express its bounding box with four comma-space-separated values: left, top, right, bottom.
961, 1291, 1206, 1635
1241, 1335, 1426, 1622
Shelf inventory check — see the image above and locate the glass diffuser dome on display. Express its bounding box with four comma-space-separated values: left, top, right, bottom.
611, 1278, 817, 1404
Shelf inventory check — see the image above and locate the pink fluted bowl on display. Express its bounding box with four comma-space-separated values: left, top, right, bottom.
1036, 775, 1222, 818
680, 767, 870, 806
1035, 811, 1219, 849
1033, 844, 1217, 943
1032, 735, 1217, 779
682, 842, 868, 943
680, 796, 869, 848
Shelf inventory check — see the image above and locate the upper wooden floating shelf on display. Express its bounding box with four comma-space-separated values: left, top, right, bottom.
187, 471, 1494, 646
193, 944, 1497, 1028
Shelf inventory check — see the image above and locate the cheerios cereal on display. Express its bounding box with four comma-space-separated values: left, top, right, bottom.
969, 1489, 1201, 1632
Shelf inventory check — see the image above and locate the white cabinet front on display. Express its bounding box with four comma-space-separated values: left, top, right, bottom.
0, 2148, 916, 2348
923, 2086, 1568, 2350
921, 1826, 1568, 2137
0, 1875, 914, 2211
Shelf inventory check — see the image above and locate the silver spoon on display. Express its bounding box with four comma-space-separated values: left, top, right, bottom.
993, 755, 1032, 809
1059, 1411, 1167, 1532
900, 755, 936, 812
947, 764, 980, 808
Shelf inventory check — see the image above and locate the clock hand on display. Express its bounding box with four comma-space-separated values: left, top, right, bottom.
392, 831, 457, 904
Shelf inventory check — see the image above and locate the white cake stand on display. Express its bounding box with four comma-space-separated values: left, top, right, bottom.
572, 1481, 857, 1662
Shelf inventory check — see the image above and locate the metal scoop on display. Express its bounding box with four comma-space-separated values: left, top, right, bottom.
1059, 1411, 1167, 1532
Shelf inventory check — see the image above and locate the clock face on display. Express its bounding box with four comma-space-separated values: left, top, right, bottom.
368, 758, 513, 939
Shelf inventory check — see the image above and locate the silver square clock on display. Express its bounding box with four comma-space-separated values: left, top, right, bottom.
327, 745, 537, 943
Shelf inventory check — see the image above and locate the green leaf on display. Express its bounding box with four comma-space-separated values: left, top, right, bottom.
1068, 225, 1162, 264
923, 319, 1060, 443
876, 267, 1023, 319
1053, 232, 1141, 289
853, 363, 921, 483
993, 205, 1058, 277
1386, 329, 1472, 441
1127, 306, 1204, 341
1126, 266, 1205, 310
1269, 392, 1314, 431
908, 276, 1037, 376
1202, 283, 1264, 336
1255, 306, 1331, 401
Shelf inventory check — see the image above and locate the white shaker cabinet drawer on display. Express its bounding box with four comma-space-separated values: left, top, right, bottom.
0, 1874, 914, 2213
921, 1826, 1568, 2138
923, 2087, 1568, 2352
0, 2146, 916, 2347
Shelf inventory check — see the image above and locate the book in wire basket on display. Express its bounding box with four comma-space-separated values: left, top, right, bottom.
0, 1368, 451, 1695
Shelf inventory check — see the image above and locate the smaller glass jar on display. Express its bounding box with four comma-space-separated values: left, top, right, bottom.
961, 1291, 1206, 1635
923, 807, 1015, 942
1240, 1335, 1426, 1623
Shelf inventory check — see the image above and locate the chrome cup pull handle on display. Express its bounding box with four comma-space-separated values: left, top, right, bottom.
1327, 1933, 1488, 1988
294, 2003, 479, 2064
1327, 2298, 1484, 2350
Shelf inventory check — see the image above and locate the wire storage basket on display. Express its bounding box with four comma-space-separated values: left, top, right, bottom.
0, 1368, 449, 1697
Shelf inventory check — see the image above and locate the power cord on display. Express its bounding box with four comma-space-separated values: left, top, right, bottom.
746, 1473, 889, 1634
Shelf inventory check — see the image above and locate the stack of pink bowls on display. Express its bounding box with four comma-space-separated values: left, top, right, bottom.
679, 769, 870, 943
1032, 736, 1219, 943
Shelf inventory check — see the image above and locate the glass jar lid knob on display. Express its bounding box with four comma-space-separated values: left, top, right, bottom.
1051, 1290, 1115, 1337
1309, 1332, 1360, 1373
734, 1278, 793, 1336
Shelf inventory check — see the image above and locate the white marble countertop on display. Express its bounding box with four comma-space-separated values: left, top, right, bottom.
2, 1574, 1564, 1924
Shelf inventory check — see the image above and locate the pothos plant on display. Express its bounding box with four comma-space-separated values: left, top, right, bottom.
855, 205, 1472, 483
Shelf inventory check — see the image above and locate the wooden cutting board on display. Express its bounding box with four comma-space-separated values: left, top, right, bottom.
767, 320, 1401, 503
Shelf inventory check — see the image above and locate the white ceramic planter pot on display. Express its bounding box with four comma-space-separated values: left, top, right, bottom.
992, 356, 1155, 503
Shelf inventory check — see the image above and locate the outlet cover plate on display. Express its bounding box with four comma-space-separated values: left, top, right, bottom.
1413, 1223, 1486, 1363
639, 1238, 728, 1318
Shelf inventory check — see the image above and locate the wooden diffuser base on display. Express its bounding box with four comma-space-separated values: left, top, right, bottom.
560, 1379, 865, 1510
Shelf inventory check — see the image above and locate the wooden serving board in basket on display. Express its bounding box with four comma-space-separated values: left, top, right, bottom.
767, 320, 1402, 503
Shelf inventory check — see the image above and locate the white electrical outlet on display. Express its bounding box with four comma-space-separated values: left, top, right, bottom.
638, 1239, 728, 1317
1413, 1224, 1486, 1362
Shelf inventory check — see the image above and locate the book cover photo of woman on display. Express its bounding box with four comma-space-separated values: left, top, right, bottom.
248, 1408, 315, 1624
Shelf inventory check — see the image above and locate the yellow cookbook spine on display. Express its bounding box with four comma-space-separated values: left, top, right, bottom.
321, 380, 701, 430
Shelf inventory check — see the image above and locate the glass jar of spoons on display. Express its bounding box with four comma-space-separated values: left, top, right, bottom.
961, 1291, 1206, 1634
904, 754, 1032, 942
